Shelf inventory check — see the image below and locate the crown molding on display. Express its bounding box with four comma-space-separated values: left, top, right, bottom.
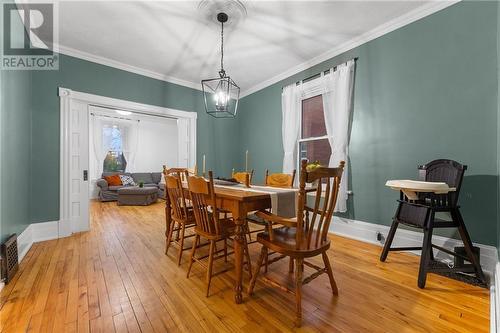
240, 0, 460, 98
13, 0, 203, 92
55, 44, 203, 92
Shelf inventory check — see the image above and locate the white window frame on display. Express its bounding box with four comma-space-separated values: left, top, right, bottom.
296, 74, 331, 176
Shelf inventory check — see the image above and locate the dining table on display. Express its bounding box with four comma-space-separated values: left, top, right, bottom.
165, 183, 278, 304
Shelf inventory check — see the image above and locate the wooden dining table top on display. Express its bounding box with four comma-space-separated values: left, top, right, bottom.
212, 186, 273, 201
180, 182, 290, 202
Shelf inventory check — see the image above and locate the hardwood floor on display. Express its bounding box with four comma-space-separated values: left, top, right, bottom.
0, 200, 489, 332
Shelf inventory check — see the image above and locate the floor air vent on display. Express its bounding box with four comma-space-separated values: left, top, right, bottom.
1, 234, 18, 284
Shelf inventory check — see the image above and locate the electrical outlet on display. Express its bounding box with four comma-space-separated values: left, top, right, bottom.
376, 232, 383, 242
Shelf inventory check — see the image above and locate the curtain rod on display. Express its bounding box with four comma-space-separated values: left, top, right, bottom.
287, 57, 358, 88
90, 112, 140, 122
89, 103, 178, 120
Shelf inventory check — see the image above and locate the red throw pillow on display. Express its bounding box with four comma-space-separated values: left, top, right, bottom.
104, 174, 122, 186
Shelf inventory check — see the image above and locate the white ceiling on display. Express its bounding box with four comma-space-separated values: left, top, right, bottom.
38, 1, 455, 95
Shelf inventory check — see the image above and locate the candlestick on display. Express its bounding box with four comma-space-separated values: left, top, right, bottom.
245, 150, 249, 172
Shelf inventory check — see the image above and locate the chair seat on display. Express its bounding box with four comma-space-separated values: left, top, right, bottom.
256, 227, 330, 258
194, 218, 236, 240
246, 213, 267, 225
172, 209, 196, 226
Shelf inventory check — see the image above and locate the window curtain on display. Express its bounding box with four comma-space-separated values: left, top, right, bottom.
281, 83, 302, 173
119, 120, 140, 173
321, 59, 355, 212
91, 115, 110, 178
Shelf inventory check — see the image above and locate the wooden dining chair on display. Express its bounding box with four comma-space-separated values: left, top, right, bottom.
246, 168, 297, 249
164, 172, 196, 266
248, 168, 296, 245
248, 159, 344, 327
232, 169, 254, 186
163, 165, 197, 181
186, 171, 253, 297
265, 169, 296, 188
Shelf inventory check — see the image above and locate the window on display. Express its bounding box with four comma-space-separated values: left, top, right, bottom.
298, 95, 331, 167
102, 125, 127, 172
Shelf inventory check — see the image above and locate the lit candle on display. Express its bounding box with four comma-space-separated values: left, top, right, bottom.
245, 150, 249, 172
203, 155, 206, 175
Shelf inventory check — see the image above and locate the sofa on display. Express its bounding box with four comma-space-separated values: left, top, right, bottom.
96, 172, 165, 202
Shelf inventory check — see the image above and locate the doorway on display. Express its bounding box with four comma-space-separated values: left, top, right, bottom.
59, 87, 197, 237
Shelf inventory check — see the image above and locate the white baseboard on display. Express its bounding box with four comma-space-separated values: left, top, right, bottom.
17, 220, 61, 263
493, 262, 500, 333
330, 216, 498, 277
17, 224, 33, 263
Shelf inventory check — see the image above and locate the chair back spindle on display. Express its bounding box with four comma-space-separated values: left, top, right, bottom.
165, 172, 190, 223
296, 159, 344, 250
188, 171, 222, 237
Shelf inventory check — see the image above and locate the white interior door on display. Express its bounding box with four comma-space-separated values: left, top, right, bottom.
177, 118, 190, 168
60, 96, 90, 235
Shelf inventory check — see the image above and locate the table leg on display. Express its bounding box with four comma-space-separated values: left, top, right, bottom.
233, 206, 245, 304
165, 195, 171, 255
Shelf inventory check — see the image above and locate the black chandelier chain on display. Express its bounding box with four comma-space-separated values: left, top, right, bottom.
219, 19, 225, 78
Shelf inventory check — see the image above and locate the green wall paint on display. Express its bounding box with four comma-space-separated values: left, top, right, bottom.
29, 54, 239, 223
237, 1, 499, 246
2, 0, 499, 249
0, 4, 32, 242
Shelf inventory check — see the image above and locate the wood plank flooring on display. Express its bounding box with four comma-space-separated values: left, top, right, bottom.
0, 200, 489, 332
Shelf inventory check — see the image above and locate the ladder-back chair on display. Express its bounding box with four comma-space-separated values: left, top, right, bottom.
187, 171, 253, 297
164, 171, 196, 265
232, 169, 254, 186
163, 165, 197, 182
380, 159, 486, 288
248, 159, 344, 327
264, 169, 296, 188
247, 169, 297, 258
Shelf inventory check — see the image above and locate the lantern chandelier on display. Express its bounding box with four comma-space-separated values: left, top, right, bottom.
201, 12, 240, 118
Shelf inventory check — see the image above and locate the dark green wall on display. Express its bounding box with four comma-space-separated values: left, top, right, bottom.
0, 5, 32, 242
236, 1, 499, 246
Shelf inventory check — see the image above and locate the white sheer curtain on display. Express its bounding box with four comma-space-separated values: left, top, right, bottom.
281, 83, 302, 173
121, 120, 140, 172
91, 115, 110, 178
322, 59, 355, 212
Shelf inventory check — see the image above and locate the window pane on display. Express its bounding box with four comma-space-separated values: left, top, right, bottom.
299, 139, 331, 167
102, 125, 127, 173
302, 95, 326, 139
103, 151, 127, 172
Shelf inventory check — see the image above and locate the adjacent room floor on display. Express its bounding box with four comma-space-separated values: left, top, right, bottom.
0, 201, 489, 332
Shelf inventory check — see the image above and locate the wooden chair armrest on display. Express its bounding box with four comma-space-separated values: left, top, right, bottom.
255, 211, 297, 228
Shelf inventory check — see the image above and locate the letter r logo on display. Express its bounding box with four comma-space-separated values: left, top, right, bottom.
3, 3, 53, 56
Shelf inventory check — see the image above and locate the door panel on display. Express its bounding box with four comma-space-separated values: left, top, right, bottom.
68, 100, 89, 233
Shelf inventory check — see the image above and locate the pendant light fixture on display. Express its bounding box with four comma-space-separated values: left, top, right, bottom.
201, 12, 240, 118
